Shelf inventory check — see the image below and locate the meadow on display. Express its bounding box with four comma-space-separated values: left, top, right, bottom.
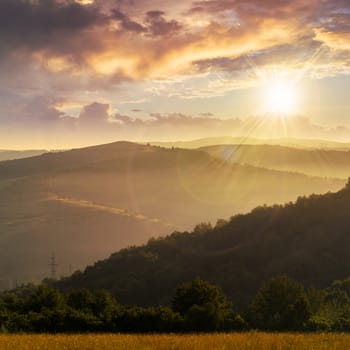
1, 333, 350, 350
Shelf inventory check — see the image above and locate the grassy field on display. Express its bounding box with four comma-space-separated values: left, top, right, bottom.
1, 333, 350, 350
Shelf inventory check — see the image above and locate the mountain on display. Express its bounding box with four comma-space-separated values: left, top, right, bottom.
0, 150, 47, 161
58, 182, 350, 310
0, 141, 344, 288
150, 137, 350, 150
201, 144, 350, 179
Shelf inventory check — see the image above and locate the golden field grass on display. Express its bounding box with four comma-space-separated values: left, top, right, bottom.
1, 333, 350, 350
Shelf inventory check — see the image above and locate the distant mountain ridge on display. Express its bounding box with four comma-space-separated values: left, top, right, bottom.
201, 144, 350, 179
150, 137, 350, 150
0, 141, 344, 288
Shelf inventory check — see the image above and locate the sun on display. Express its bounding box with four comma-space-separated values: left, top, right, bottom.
263, 78, 298, 115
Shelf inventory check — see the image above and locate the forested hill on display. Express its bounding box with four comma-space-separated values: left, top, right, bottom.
58, 180, 350, 309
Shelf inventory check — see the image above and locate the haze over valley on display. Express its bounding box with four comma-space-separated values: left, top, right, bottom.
0, 140, 346, 288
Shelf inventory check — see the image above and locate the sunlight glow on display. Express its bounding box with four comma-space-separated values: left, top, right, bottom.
264, 78, 298, 115
75, 0, 94, 4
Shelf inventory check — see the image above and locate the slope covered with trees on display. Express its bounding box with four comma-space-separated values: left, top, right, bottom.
58, 181, 350, 309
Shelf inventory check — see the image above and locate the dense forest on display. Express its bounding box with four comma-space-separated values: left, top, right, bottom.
57, 180, 350, 309
2, 275, 350, 333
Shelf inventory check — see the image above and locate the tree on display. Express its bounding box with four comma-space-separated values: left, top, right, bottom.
27, 285, 64, 313
345, 177, 350, 190
171, 277, 233, 331
193, 223, 212, 234
89, 290, 117, 318
249, 275, 311, 331
66, 288, 95, 312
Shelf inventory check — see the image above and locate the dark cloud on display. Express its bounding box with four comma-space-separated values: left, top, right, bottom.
0, 94, 78, 130
111, 9, 146, 33
0, 0, 106, 53
109, 9, 182, 37
144, 10, 182, 37
308, 0, 350, 29
113, 113, 145, 126
79, 102, 110, 122
22, 96, 65, 121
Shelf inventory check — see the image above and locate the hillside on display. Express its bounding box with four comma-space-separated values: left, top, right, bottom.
0, 150, 47, 161
58, 182, 350, 309
0, 141, 344, 287
201, 144, 350, 179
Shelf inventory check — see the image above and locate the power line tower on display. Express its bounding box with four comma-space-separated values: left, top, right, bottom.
49, 253, 58, 280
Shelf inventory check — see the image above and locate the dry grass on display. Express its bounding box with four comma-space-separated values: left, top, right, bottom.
1, 333, 350, 350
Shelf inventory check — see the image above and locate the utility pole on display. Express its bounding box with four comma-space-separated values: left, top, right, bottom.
49, 253, 58, 280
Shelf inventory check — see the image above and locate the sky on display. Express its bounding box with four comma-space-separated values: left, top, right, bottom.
0, 0, 349, 149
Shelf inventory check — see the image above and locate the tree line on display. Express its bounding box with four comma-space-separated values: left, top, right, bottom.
2, 274, 350, 333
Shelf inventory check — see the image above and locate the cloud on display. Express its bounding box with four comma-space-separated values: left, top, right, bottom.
144, 10, 182, 37
4, 95, 348, 143
79, 102, 111, 123
0, 0, 106, 54
193, 37, 323, 73
0, 0, 349, 137
0, 0, 347, 94
111, 9, 146, 33
0, 95, 70, 124
180, 0, 349, 96
77, 108, 350, 143
22, 96, 67, 122
1, 93, 350, 146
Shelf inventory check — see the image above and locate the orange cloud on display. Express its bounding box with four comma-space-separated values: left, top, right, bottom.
1, 1, 347, 77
